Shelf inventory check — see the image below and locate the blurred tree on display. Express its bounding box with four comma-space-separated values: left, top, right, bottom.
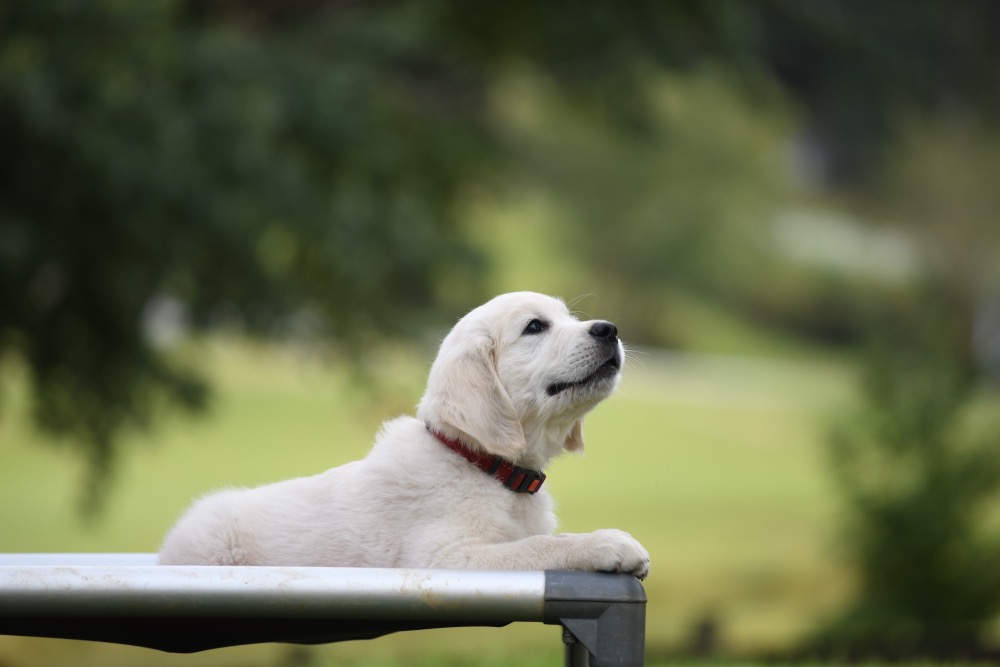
0, 0, 773, 509
817, 288, 1000, 658
0, 0, 756, 509
810, 113, 1000, 659
748, 0, 1000, 186
0, 0, 491, 510
4, 0, 1000, 514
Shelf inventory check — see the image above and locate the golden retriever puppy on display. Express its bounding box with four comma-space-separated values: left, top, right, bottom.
159, 292, 649, 579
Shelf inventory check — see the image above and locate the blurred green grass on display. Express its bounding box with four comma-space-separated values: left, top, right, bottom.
0, 334, 858, 665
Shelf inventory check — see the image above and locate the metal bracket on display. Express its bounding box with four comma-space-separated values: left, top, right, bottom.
544, 570, 646, 667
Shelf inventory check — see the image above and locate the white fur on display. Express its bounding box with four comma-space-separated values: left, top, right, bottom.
159, 292, 650, 579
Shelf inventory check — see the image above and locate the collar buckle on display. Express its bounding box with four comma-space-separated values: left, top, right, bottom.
503, 466, 546, 494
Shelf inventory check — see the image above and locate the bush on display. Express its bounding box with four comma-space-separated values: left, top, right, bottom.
814, 286, 1000, 658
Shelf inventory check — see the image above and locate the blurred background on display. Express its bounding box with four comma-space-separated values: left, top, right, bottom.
2, 1, 1000, 665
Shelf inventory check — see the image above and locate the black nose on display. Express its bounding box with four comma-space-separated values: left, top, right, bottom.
589, 321, 618, 340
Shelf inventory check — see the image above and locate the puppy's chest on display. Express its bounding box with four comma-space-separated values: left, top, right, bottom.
506, 493, 558, 537
442, 485, 554, 539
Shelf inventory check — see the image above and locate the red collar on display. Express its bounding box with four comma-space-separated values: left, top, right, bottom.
427, 425, 546, 494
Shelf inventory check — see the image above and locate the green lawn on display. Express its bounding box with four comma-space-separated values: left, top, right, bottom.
0, 338, 859, 666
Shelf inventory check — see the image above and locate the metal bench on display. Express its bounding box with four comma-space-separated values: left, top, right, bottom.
0, 554, 646, 667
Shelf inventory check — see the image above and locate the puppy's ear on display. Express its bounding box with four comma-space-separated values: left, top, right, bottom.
420, 335, 526, 461
564, 419, 585, 452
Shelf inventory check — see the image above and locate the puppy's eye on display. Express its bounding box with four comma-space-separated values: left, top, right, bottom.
523, 318, 548, 335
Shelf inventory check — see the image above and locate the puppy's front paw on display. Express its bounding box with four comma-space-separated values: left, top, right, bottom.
576, 529, 650, 580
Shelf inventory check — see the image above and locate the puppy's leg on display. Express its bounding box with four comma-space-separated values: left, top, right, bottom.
430, 529, 650, 580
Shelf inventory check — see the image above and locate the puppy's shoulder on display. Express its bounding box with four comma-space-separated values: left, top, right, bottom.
372, 415, 428, 452
367, 415, 444, 466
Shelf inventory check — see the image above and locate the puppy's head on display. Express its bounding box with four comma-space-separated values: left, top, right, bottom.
418, 292, 623, 467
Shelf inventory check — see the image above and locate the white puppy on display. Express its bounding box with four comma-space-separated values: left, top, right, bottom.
159, 292, 650, 579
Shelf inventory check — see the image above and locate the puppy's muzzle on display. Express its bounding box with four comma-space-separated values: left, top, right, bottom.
546, 321, 622, 396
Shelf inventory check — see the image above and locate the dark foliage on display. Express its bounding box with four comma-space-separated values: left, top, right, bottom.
0, 1, 491, 509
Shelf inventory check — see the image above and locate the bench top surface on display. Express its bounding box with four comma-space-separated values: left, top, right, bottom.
0, 553, 646, 666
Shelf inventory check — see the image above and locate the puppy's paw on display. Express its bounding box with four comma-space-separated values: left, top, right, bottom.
576, 528, 650, 580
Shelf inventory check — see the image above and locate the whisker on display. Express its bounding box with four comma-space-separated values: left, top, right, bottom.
567, 293, 596, 318
622, 345, 649, 370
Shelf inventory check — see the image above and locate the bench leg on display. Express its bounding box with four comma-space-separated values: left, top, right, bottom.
563, 626, 591, 667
